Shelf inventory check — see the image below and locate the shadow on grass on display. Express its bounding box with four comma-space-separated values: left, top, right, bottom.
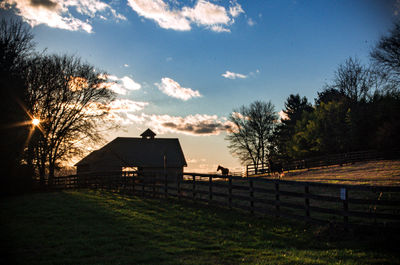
1, 190, 399, 264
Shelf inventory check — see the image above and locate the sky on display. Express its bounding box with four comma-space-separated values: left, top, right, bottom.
1, 0, 398, 173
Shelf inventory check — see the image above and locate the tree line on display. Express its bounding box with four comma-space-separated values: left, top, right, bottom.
227, 21, 400, 170
1, 19, 116, 194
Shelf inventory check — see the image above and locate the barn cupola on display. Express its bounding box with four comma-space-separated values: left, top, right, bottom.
140, 128, 156, 139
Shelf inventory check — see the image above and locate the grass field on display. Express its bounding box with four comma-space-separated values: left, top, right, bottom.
267, 160, 400, 186
1, 190, 399, 264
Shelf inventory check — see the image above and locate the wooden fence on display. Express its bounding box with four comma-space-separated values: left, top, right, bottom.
246, 150, 398, 176
51, 172, 400, 230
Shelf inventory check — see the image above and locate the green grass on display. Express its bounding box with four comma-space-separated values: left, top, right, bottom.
1, 190, 399, 264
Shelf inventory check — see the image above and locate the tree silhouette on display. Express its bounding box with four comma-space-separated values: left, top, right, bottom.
226, 101, 278, 172
25, 54, 116, 184
328, 57, 374, 103
371, 21, 400, 84
0, 19, 34, 186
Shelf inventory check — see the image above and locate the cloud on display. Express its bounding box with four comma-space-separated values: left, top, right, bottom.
221, 70, 247, 79
210, 25, 230, 33
155, 77, 201, 101
127, 0, 191, 31
229, 1, 244, 17
182, 0, 230, 27
1, 0, 126, 33
30, 0, 57, 9
278, 110, 288, 121
247, 18, 255, 26
126, 0, 244, 32
105, 106, 233, 136
106, 99, 149, 125
109, 99, 148, 113
147, 114, 233, 136
107, 75, 141, 95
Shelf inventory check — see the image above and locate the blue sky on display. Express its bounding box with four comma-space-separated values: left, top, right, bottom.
1, 0, 397, 172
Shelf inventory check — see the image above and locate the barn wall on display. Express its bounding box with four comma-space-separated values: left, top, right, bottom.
141, 167, 183, 180
77, 162, 122, 174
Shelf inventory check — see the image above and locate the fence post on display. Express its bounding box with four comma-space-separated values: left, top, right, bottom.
249, 178, 254, 214
192, 175, 196, 201
177, 174, 181, 201
152, 175, 156, 198
165, 173, 168, 198
275, 181, 280, 217
142, 175, 145, 195
305, 184, 310, 221
228, 176, 232, 209
209, 175, 213, 202
341, 187, 349, 231
132, 175, 135, 195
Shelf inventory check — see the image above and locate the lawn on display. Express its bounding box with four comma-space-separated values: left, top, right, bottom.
1, 190, 399, 264
278, 160, 400, 185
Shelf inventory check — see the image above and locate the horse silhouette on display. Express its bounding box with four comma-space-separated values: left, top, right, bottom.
268, 159, 283, 179
217, 165, 229, 175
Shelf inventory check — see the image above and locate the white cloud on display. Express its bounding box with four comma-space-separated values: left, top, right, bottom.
182, 0, 230, 26
155, 77, 201, 101
210, 25, 230, 33
1, 0, 126, 33
221, 70, 247, 79
127, 0, 191, 31
105, 99, 149, 125
229, 1, 244, 17
278, 110, 288, 121
121, 76, 141, 91
126, 0, 245, 32
109, 99, 148, 113
107, 75, 141, 95
247, 18, 255, 26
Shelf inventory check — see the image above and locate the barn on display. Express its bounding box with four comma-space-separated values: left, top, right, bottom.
75, 129, 187, 179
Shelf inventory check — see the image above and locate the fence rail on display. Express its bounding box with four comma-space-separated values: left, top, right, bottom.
49, 171, 400, 230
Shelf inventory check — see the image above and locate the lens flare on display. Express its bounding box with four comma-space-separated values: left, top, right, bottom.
32, 118, 40, 126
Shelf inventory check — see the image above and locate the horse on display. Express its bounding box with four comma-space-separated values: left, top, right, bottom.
217, 165, 229, 176
268, 159, 284, 179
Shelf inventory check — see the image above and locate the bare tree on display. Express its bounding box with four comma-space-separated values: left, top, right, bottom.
330, 57, 375, 103
25, 54, 116, 184
371, 21, 400, 82
0, 18, 34, 72
226, 101, 278, 172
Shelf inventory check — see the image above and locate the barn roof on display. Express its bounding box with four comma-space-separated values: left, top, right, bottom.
75, 136, 187, 168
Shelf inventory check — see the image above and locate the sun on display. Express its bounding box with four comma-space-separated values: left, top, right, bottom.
32, 118, 40, 126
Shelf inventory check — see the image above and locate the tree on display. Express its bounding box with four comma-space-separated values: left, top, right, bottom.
328, 57, 375, 103
0, 19, 34, 182
290, 101, 351, 158
315, 88, 347, 106
226, 101, 278, 172
271, 94, 313, 160
25, 54, 116, 184
371, 21, 400, 85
